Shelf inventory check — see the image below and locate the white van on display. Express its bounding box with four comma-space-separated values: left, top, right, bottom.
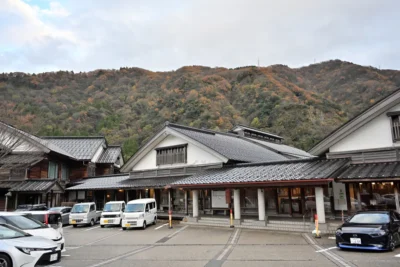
69, 202, 101, 227
100, 201, 126, 227
122, 198, 157, 230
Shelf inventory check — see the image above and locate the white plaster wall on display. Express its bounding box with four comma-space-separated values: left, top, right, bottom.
330, 104, 400, 153
132, 134, 223, 171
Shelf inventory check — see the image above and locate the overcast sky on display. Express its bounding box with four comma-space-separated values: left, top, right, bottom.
1, 0, 399, 73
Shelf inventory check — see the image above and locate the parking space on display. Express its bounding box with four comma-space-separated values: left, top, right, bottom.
55, 224, 400, 267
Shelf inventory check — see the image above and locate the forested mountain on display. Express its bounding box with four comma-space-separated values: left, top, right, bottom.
1, 60, 400, 160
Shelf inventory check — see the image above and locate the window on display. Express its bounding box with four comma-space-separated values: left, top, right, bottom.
48, 161, 58, 179
61, 163, 69, 181
90, 204, 95, 212
156, 145, 187, 166
390, 114, 400, 141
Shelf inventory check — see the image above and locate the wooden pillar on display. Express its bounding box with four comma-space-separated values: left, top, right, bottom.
75, 191, 78, 202
288, 188, 293, 216
50, 191, 54, 208
14, 193, 18, 210
300, 188, 306, 215
46, 193, 49, 207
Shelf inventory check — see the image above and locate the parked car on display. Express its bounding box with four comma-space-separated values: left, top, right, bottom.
20, 211, 64, 237
15, 204, 48, 212
49, 207, 72, 226
122, 198, 157, 230
336, 210, 400, 251
100, 201, 125, 228
69, 202, 101, 227
0, 223, 61, 267
0, 212, 65, 252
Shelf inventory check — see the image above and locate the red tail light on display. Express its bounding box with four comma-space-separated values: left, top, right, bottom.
44, 214, 49, 225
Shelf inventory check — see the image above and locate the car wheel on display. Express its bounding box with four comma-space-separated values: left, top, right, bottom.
153, 217, 157, 225
90, 219, 95, 227
142, 221, 146, 230
0, 253, 12, 267
122, 227, 126, 231
101, 225, 104, 228
73, 225, 77, 228
388, 234, 396, 251
119, 220, 122, 227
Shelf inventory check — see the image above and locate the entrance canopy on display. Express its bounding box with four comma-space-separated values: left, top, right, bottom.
337, 162, 400, 182
9, 179, 64, 194
172, 159, 349, 188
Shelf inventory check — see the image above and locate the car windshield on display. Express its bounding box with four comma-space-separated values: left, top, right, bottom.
49, 207, 63, 212
0, 224, 30, 239
4, 215, 47, 230
125, 203, 144, 213
71, 205, 89, 213
349, 213, 390, 224
103, 203, 121, 212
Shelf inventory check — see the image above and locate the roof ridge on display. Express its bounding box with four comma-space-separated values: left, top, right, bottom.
167, 123, 216, 135
41, 136, 105, 139
232, 124, 283, 139
226, 158, 348, 168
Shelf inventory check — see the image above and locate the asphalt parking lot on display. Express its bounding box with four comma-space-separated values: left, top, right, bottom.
54, 223, 400, 267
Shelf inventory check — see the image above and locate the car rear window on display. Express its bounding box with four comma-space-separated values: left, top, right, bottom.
27, 214, 61, 225
349, 213, 390, 224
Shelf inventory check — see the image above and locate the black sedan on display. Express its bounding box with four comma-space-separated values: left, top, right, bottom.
336, 210, 400, 251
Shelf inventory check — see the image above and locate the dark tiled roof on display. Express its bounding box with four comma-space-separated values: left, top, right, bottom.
97, 146, 121, 163
0, 180, 25, 189
41, 137, 105, 160
0, 154, 44, 167
172, 159, 349, 186
121, 176, 188, 189
66, 174, 187, 190
169, 124, 288, 162
337, 162, 400, 180
66, 174, 130, 190
9, 179, 61, 192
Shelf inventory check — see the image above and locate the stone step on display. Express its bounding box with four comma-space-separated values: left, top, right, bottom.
241, 221, 266, 227
198, 217, 230, 222
268, 220, 311, 226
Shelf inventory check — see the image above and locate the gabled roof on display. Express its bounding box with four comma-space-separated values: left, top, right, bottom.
41, 137, 105, 160
172, 158, 349, 187
169, 123, 288, 163
231, 125, 284, 140
0, 121, 74, 158
242, 138, 314, 158
97, 146, 122, 164
309, 88, 400, 156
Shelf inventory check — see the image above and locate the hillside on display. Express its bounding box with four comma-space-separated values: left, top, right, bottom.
1, 60, 400, 160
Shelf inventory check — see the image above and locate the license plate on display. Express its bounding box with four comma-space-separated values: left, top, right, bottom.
71, 220, 76, 224
104, 220, 108, 223
350, 238, 361, 244
125, 223, 130, 227
50, 253, 58, 262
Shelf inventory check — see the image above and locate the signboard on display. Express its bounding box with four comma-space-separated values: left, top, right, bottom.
212, 190, 229, 208
333, 182, 348, 211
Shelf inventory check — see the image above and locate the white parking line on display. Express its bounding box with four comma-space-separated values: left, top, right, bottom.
87, 246, 154, 267
316, 247, 338, 252
85, 232, 122, 246
63, 226, 72, 229
61, 255, 70, 257
328, 236, 336, 240
395, 254, 400, 257
155, 223, 168, 230
230, 229, 240, 244
84, 226, 101, 231
65, 247, 80, 250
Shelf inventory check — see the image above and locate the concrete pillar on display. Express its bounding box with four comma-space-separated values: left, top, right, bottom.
233, 189, 241, 220
14, 193, 18, 210
257, 189, 265, 221
394, 185, 400, 213
192, 190, 199, 218
315, 187, 326, 224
